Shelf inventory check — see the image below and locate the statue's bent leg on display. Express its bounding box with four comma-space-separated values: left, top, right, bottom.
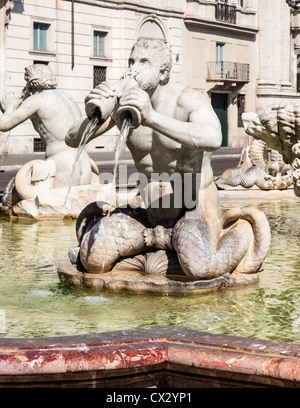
78, 204, 150, 273
173, 207, 271, 281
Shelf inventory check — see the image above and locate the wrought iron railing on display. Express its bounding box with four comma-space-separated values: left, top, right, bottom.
215, 3, 237, 24
207, 61, 250, 82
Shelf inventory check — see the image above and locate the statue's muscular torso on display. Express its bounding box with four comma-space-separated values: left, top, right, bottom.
125, 84, 217, 224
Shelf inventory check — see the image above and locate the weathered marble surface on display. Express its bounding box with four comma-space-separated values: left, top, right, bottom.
0, 327, 298, 387
58, 264, 259, 295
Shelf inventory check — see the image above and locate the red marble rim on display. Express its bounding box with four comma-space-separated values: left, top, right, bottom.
0, 327, 299, 387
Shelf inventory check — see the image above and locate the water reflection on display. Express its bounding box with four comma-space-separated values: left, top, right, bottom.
0, 199, 299, 342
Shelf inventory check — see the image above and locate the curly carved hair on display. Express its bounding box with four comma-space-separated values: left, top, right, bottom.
24, 64, 58, 89
130, 39, 173, 85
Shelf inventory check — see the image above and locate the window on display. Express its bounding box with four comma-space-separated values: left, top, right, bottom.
215, 0, 237, 24
33, 60, 48, 65
93, 31, 107, 58
33, 138, 46, 152
237, 94, 245, 127
33, 22, 50, 51
216, 43, 225, 74
93, 66, 106, 88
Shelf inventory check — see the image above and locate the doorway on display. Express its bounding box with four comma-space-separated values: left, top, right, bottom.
211, 93, 228, 147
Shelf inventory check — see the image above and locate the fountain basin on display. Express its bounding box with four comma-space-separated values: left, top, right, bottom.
0, 326, 299, 388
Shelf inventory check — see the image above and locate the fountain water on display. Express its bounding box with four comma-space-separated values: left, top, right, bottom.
106, 113, 133, 210
0, 198, 299, 341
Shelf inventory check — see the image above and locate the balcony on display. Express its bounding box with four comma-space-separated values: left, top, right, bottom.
207, 61, 250, 83
215, 3, 237, 24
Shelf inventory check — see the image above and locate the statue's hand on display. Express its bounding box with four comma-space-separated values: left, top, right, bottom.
0, 91, 23, 113
119, 87, 153, 126
84, 82, 117, 104
84, 82, 118, 119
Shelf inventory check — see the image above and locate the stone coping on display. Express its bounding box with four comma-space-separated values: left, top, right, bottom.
218, 188, 298, 200
0, 327, 299, 387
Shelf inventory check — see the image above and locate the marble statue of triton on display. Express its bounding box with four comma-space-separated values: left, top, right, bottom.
66, 40, 271, 281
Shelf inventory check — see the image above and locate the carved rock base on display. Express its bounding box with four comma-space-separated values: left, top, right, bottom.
57, 264, 259, 295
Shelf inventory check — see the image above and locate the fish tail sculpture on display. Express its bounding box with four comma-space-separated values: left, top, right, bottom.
172, 206, 271, 281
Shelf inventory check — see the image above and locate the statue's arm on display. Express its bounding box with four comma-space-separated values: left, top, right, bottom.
0, 94, 38, 131
120, 87, 222, 151
147, 91, 222, 151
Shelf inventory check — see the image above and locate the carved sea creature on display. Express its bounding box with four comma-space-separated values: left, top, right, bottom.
69, 201, 271, 281
216, 139, 293, 191
2, 157, 99, 211
2, 159, 56, 207
242, 102, 300, 196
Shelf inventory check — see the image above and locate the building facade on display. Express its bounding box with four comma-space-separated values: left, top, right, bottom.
0, 0, 300, 154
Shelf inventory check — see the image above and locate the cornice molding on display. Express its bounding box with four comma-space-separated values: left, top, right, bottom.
183, 14, 258, 36
66, 0, 184, 19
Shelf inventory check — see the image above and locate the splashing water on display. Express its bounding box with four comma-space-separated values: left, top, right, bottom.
63, 114, 100, 207
98, 114, 132, 273
107, 113, 132, 209
100, 113, 132, 272
72, 114, 100, 180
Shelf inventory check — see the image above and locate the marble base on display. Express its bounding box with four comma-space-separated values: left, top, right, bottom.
57, 264, 259, 295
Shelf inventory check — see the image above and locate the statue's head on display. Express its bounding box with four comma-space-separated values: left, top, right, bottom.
24, 64, 58, 91
128, 39, 173, 88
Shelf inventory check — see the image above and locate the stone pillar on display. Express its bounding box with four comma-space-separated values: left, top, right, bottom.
280, 1, 293, 91
245, 0, 254, 11
257, 0, 293, 94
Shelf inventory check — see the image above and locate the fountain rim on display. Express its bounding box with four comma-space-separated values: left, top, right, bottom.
0, 326, 299, 387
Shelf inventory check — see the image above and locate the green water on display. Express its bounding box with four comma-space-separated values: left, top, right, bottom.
0, 199, 299, 342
